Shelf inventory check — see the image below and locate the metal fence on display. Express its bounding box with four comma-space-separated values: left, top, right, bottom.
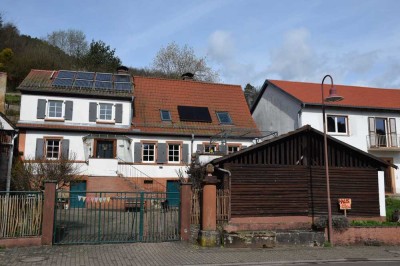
0, 191, 43, 238
54, 191, 180, 244
190, 189, 230, 225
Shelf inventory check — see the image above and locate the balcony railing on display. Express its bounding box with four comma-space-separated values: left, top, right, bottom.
366, 134, 400, 149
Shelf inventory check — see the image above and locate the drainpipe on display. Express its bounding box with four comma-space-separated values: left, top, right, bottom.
6, 131, 18, 193
215, 167, 231, 176
191, 133, 195, 156
297, 103, 305, 128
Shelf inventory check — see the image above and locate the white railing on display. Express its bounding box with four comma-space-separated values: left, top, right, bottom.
366, 134, 400, 149
116, 158, 166, 192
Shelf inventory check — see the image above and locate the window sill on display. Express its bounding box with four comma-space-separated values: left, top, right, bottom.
45, 118, 65, 122
327, 132, 349, 136
96, 120, 115, 125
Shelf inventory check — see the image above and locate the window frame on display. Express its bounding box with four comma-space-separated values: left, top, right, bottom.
326, 115, 349, 135
44, 137, 63, 159
216, 111, 233, 125
47, 100, 64, 119
142, 142, 157, 163
160, 110, 172, 121
227, 144, 241, 154
203, 142, 218, 154
167, 142, 182, 163
98, 103, 114, 122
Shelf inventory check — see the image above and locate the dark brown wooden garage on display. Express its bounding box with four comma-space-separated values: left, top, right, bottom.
212, 125, 393, 221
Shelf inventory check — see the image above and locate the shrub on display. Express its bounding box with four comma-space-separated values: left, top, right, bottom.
386, 198, 400, 222
313, 215, 349, 232
350, 220, 399, 227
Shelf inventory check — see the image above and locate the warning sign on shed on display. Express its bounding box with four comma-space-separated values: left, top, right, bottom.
338, 198, 352, 210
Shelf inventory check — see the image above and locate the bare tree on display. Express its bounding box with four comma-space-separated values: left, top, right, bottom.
46, 29, 88, 58
152, 42, 219, 82
12, 153, 82, 191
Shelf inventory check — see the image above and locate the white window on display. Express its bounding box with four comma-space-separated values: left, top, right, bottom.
99, 103, 113, 121
48, 100, 63, 118
160, 110, 171, 121
168, 144, 180, 162
327, 115, 348, 134
228, 145, 240, 154
46, 139, 61, 159
143, 143, 155, 162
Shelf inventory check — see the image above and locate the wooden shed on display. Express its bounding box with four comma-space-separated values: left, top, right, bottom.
211, 125, 393, 230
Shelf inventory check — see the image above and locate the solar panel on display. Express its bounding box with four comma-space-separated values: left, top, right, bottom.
114, 74, 131, 82
57, 71, 76, 79
95, 73, 112, 82
94, 81, 113, 90
74, 79, 94, 88
177, 106, 212, 123
52, 78, 73, 87
76, 71, 95, 80
115, 82, 132, 91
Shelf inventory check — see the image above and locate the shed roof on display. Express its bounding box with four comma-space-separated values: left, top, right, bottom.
212, 125, 395, 169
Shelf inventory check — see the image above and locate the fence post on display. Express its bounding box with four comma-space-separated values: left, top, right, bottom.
199, 164, 219, 247
180, 182, 192, 241
41, 180, 57, 245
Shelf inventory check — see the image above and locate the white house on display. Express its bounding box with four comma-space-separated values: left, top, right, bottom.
17, 68, 259, 197
251, 79, 400, 194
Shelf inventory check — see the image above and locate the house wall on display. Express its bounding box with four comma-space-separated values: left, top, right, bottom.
301, 107, 400, 193
19, 94, 132, 126
252, 83, 300, 135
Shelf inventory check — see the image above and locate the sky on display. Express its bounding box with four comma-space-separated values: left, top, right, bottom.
2, 0, 400, 89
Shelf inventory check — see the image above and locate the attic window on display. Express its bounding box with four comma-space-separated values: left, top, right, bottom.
177, 106, 212, 123
216, 112, 232, 124
160, 110, 171, 121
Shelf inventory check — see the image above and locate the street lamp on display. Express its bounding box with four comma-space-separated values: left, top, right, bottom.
321, 75, 343, 246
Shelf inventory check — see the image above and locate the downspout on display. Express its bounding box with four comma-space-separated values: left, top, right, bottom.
6, 131, 18, 193
297, 103, 305, 129
215, 167, 231, 176
191, 133, 195, 156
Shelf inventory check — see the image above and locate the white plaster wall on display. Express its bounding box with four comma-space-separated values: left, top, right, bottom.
24, 130, 254, 179
252, 83, 301, 135
378, 171, 386, 217
20, 94, 131, 126
0, 115, 13, 130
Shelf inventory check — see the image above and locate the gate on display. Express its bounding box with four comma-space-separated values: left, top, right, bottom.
53, 191, 180, 244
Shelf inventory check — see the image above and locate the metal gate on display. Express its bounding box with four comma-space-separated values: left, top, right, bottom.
53, 191, 180, 244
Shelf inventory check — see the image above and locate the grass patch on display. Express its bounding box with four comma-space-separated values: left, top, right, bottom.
386, 197, 400, 222
350, 220, 398, 227
5, 94, 21, 105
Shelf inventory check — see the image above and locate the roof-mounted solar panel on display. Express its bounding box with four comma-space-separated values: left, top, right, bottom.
115, 82, 132, 91
95, 73, 112, 82
74, 79, 94, 88
114, 74, 131, 83
177, 106, 212, 123
95, 81, 113, 90
52, 78, 73, 87
57, 70, 76, 79
76, 71, 95, 80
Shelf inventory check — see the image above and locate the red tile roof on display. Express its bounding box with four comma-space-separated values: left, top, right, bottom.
266, 80, 400, 110
132, 76, 259, 136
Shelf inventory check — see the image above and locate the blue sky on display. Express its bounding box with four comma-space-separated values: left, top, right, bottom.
2, 0, 400, 89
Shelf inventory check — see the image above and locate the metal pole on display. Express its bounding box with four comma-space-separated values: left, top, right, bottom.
321, 75, 334, 246
6, 132, 18, 193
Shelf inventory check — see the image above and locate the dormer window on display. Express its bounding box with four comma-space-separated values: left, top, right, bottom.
160, 110, 171, 121
216, 111, 232, 124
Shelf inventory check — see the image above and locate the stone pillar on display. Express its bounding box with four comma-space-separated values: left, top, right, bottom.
199, 164, 220, 247
41, 181, 57, 245
180, 182, 192, 241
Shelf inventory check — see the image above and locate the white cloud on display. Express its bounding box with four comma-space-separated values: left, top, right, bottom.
208, 31, 235, 61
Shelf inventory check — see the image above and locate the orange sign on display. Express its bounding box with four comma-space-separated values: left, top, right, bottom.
339, 198, 352, 210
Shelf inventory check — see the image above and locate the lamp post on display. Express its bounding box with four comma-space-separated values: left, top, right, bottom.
321, 75, 343, 246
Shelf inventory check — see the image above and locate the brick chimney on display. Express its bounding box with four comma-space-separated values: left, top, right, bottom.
0, 72, 6, 113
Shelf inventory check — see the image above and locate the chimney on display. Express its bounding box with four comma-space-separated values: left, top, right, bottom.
181, 72, 194, 80
117, 66, 129, 74
0, 72, 6, 113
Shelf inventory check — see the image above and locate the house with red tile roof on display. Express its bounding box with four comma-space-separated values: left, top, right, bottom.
16, 68, 259, 199
251, 79, 400, 194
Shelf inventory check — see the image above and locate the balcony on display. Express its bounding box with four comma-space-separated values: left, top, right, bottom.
366, 134, 400, 151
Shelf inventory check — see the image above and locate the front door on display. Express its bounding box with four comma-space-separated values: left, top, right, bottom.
166, 180, 180, 207
70, 181, 87, 208
96, 140, 114, 158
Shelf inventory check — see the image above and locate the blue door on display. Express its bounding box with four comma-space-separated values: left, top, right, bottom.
70, 182, 86, 208
166, 181, 180, 207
